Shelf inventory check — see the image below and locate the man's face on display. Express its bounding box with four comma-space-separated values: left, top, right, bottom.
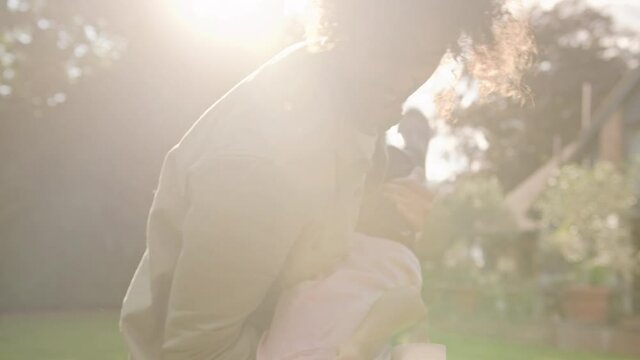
354, 31, 452, 132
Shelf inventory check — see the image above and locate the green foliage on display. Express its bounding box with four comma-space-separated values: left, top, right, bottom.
536, 162, 639, 285
0, 0, 126, 111
419, 176, 517, 282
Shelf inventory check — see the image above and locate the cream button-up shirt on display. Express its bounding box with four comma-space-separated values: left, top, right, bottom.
120, 44, 379, 360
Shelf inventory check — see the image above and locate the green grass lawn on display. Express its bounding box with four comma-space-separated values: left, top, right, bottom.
429, 333, 636, 360
0, 312, 125, 360
0, 312, 635, 360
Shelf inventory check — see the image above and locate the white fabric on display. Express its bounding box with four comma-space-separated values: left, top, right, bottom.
257, 233, 444, 360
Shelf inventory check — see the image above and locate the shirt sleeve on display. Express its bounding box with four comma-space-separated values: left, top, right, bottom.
161, 155, 303, 360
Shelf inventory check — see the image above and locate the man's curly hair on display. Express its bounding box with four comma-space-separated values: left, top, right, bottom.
305, 0, 535, 103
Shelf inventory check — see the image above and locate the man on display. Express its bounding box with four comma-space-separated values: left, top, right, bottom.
121, 1, 532, 359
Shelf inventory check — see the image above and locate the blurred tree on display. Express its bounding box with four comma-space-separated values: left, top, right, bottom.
450, 0, 639, 190
419, 176, 517, 279
0, 0, 126, 115
536, 162, 638, 285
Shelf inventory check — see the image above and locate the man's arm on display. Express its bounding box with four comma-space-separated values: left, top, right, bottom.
337, 286, 427, 360
161, 155, 303, 360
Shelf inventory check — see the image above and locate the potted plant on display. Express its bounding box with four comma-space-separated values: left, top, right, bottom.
537, 163, 639, 324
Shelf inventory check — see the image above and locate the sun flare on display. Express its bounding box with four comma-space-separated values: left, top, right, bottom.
167, 0, 309, 45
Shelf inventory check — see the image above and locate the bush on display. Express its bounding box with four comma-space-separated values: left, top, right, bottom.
536, 162, 639, 285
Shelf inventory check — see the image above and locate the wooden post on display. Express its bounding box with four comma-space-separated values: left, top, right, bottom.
553, 135, 563, 166
582, 82, 592, 132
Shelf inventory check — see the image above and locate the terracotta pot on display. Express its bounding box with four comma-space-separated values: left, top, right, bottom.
561, 286, 611, 324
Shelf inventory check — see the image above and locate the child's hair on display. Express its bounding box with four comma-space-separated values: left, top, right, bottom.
305, 0, 536, 103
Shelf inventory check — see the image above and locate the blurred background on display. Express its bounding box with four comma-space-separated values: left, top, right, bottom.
1, 0, 640, 359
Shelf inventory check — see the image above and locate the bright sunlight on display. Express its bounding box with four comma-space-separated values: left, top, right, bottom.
166, 0, 308, 46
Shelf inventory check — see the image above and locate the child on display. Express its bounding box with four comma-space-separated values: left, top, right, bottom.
256, 232, 445, 360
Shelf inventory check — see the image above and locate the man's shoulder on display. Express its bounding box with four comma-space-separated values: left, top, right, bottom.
169, 43, 333, 178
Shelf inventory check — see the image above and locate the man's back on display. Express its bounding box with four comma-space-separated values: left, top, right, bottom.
120, 44, 377, 360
